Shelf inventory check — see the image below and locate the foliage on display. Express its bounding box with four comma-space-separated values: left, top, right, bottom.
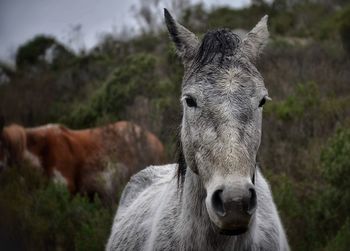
338, 5, 350, 55
263, 126, 350, 251
0, 165, 115, 251
266, 81, 320, 121
318, 128, 350, 237
321, 127, 350, 190
266, 172, 311, 250
64, 53, 158, 128
310, 127, 350, 251
16, 35, 75, 69
324, 219, 350, 251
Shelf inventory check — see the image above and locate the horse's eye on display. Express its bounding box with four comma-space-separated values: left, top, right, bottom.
185, 96, 197, 108
258, 97, 266, 107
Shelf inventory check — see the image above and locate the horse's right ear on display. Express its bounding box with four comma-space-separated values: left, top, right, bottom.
164, 8, 199, 63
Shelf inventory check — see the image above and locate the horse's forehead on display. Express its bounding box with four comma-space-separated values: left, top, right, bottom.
184, 63, 263, 97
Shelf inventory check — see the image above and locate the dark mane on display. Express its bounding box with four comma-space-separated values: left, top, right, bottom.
176, 139, 186, 186
194, 28, 241, 67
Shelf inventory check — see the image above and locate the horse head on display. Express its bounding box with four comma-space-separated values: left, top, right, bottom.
165, 9, 270, 235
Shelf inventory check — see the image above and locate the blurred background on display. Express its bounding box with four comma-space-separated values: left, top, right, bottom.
0, 0, 350, 250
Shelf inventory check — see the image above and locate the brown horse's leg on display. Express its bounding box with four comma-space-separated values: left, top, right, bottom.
67, 179, 77, 194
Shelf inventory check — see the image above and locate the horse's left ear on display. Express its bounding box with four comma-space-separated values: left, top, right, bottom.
242, 15, 269, 62
164, 8, 199, 63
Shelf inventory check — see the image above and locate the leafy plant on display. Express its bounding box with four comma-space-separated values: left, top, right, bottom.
0, 165, 116, 251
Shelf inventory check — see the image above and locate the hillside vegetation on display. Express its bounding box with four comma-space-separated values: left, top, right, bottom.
0, 0, 349, 250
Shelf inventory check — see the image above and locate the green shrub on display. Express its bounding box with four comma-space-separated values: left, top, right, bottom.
338, 6, 350, 55
325, 219, 350, 251
271, 12, 294, 35
319, 128, 350, 228
64, 53, 158, 128
266, 81, 320, 121
321, 127, 350, 190
307, 127, 350, 250
0, 165, 115, 251
16, 35, 74, 69
267, 172, 313, 250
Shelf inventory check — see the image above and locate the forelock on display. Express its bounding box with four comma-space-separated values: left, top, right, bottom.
193, 29, 241, 67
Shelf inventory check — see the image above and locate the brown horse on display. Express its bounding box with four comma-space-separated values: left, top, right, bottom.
0, 120, 165, 200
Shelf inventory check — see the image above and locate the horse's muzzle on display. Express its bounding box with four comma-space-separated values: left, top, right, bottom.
207, 182, 257, 235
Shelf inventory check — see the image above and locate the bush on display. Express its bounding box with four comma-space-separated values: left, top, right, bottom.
265, 81, 320, 121
325, 219, 350, 251
0, 165, 115, 251
338, 5, 350, 55
319, 128, 350, 232
266, 171, 316, 251
64, 53, 158, 128
321, 127, 350, 190
16, 35, 75, 69
304, 127, 350, 251
266, 127, 350, 251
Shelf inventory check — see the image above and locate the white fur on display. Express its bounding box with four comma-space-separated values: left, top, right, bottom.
52, 169, 68, 186
23, 150, 41, 169
106, 165, 289, 250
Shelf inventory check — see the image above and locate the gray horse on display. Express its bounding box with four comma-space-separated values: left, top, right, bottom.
107, 9, 289, 251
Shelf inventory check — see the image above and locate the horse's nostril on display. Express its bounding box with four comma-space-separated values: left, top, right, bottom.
247, 188, 257, 215
211, 186, 257, 220
212, 189, 225, 217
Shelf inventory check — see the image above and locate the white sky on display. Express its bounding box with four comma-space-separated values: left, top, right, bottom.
0, 0, 250, 63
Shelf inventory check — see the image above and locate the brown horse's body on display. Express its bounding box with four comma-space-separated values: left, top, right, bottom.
0, 121, 165, 198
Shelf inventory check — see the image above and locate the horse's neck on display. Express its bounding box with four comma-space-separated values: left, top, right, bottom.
178, 168, 252, 250
179, 169, 207, 224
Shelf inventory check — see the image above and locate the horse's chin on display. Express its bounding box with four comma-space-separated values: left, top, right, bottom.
218, 227, 248, 236
211, 221, 249, 236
